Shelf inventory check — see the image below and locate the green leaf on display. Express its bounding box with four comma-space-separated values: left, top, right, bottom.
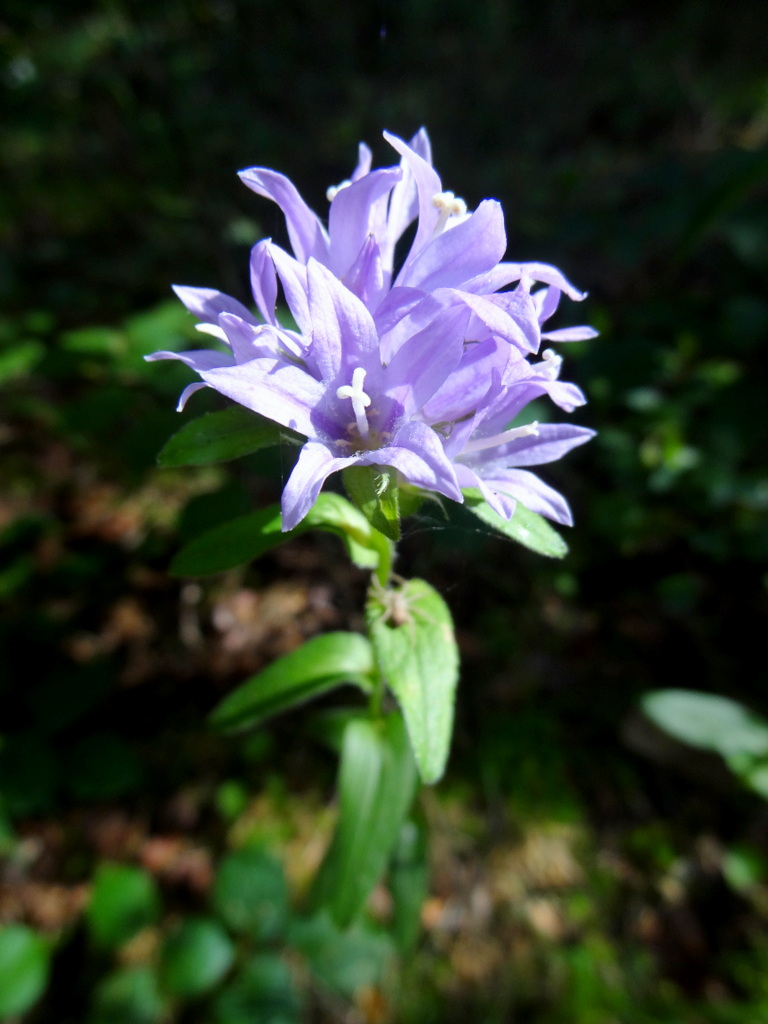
88, 966, 167, 1024
389, 819, 429, 953
289, 913, 394, 997
463, 490, 568, 558
0, 924, 50, 1018
86, 863, 161, 949
171, 505, 284, 575
160, 918, 235, 997
312, 714, 417, 927
722, 844, 768, 893
65, 733, 143, 801
343, 466, 400, 541
157, 406, 297, 467
212, 848, 289, 940
170, 493, 382, 576
212, 955, 302, 1024
0, 340, 45, 384
209, 632, 374, 733
303, 491, 385, 570
642, 690, 768, 761
367, 578, 459, 784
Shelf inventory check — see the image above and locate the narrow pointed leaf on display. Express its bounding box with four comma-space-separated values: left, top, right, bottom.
170, 505, 285, 575
158, 406, 299, 467
170, 493, 383, 576
464, 490, 568, 558
367, 579, 458, 784
210, 632, 374, 732
312, 714, 417, 926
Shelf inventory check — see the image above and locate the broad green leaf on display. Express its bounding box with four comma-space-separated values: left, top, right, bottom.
289, 913, 394, 997
0, 924, 50, 1018
312, 714, 417, 926
171, 493, 381, 576
367, 578, 458, 784
343, 466, 400, 541
212, 955, 302, 1024
209, 632, 374, 733
160, 918, 235, 997
463, 490, 568, 558
157, 406, 297, 467
642, 690, 768, 761
86, 863, 161, 949
212, 848, 289, 940
88, 966, 167, 1024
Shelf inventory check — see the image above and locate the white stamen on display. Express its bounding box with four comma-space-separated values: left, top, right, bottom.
431, 190, 467, 234
462, 421, 540, 455
195, 323, 228, 341
326, 179, 352, 202
336, 366, 372, 439
518, 269, 534, 294
537, 348, 562, 380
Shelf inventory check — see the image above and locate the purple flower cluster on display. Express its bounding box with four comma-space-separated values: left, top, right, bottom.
149, 130, 595, 531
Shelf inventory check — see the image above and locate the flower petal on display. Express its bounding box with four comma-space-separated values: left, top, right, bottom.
249, 239, 278, 325
172, 285, 256, 325
238, 167, 329, 265
366, 420, 462, 502
385, 305, 466, 415
464, 262, 586, 301
399, 200, 507, 292
384, 130, 443, 276
281, 441, 358, 531
328, 166, 401, 278
484, 468, 573, 525
478, 423, 596, 467
199, 359, 329, 438
145, 348, 234, 370
306, 259, 379, 381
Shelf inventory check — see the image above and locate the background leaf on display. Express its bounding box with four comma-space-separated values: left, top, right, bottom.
367, 579, 459, 784
86, 864, 161, 950
87, 966, 167, 1024
0, 924, 50, 1018
212, 848, 289, 940
160, 918, 235, 997
642, 689, 768, 760
212, 955, 302, 1024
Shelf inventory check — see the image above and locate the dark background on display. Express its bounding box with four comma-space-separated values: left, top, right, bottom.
2, 2, 768, 1021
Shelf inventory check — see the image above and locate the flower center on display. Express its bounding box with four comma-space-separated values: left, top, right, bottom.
336, 366, 372, 439
461, 421, 539, 455
431, 190, 467, 235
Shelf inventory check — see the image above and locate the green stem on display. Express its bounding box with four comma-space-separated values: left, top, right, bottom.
373, 531, 395, 587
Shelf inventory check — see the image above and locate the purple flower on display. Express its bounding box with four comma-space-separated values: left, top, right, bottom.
193, 260, 467, 529
150, 129, 595, 532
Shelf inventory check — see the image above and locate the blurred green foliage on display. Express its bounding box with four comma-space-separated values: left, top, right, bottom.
1, 0, 768, 1020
